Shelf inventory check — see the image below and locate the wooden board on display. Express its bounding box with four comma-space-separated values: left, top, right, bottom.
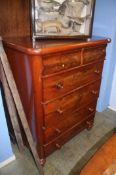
0, 38, 44, 174
80, 133, 116, 175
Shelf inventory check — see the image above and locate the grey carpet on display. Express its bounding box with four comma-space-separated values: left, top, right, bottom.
0, 109, 116, 175
44, 110, 116, 175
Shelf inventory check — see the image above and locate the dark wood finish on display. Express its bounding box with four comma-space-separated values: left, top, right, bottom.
43, 45, 105, 76
43, 49, 82, 75
0, 0, 31, 38
3, 36, 110, 163
44, 115, 95, 156
45, 100, 97, 129
80, 133, 116, 175
44, 101, 97, 143
43, 79, 101, 115
43, 61, 104, 101
83, 45, 106, 64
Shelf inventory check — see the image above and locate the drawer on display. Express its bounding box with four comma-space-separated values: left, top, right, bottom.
44, 115, 95, 156
45, 99, 97, 130
43, 79, 101, 115
43, 61, 103, 101
83, 45, 106, 64
43, 50, 81, 75
44, 102, 96, 143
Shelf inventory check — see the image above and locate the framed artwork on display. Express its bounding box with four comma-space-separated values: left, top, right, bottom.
31, 0, 96, 40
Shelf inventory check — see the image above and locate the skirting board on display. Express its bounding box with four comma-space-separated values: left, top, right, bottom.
0, 155, 16, 168
108, 106, 116, 112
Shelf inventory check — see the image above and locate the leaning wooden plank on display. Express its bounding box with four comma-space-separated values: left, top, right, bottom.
0, 61, 25, 152
0, 38, 44, 175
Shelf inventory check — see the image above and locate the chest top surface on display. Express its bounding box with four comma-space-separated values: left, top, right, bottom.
3, 36, 111, 56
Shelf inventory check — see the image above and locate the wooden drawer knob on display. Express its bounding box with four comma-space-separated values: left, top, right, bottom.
55, 82, 64, 89
91, 90, 98, 95
88, 108, 94, 112
55, 128, 61, 134
61, 64, 65, 68
94, 70, 100, 74
55, 143, 61, 149
86, 121, 92, 129
56, 108, 63, 114
42, 126, 46, 130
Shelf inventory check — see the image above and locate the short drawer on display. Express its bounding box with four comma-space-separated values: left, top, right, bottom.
43, 50, 81, 75
44, 102, 96, 143
83, 45, 106, 64
43, 114, 95, 151
43, 61, 104, 101
43, 79, 101, 115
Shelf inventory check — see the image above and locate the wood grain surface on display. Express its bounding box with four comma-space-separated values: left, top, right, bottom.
80, 134, 116, 175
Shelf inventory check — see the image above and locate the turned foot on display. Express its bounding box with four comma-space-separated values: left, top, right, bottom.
86, 120, 94, 130
40, 159, 46, 166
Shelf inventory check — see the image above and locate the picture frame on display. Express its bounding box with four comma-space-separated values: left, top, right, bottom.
31, 0, 96, 40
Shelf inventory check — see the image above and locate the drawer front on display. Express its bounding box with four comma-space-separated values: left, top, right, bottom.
43, 79, 101, 115
83, 45, 106, 64
43, 61, 103, 101
43, 50, 81, 75
44, 115, 95, 156
44, 101, 97, 143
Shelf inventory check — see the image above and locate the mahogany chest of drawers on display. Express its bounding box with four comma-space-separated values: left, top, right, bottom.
3, 37, 110, 164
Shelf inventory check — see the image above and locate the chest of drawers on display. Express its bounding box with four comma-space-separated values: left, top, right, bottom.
3, 37, 110, 164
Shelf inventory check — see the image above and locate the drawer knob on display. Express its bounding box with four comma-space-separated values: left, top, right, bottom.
55, 128, 61, 134
56, 108, 63, 114
55, 143, 61, 149
91, 90, 98, 95
94, 70, 100, 74
55, 82, 64, 89
88, 108, 94, 112
42, 126, 46, 130
61, 64, 65, 68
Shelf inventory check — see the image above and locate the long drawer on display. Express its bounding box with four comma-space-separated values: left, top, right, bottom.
43, 79, 101, 115
43, 61, 104, 101
44, 115, 95, 156
44, 101, 97, 143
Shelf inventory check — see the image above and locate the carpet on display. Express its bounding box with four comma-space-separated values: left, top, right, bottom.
44, 110, 116, 175
0, 110, 115, 175
69, 129, 116, 175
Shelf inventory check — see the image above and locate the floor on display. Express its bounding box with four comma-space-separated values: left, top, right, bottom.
0, 109, 116, 175
80, 133, 116, 175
